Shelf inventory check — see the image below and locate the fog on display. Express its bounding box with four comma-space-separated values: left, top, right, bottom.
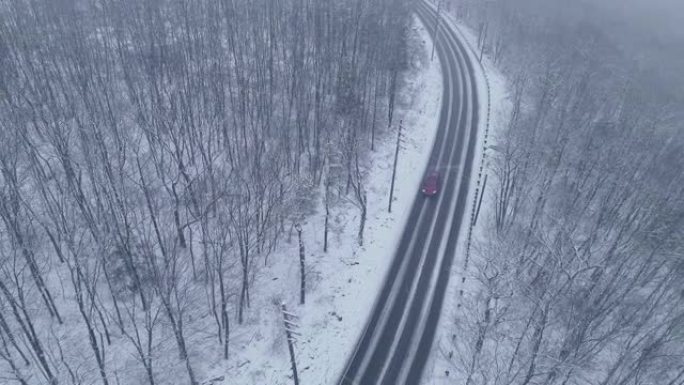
495, 0, 684, 101
587, 0, 684, 48
579, 0, 684, 103
596, 0, 684, 38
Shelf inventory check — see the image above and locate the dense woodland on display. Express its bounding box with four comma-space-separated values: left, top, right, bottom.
0, 0, 410, 383
446, 0, 684, 384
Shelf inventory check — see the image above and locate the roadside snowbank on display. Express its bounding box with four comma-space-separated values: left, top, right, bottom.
205, 16, 443, 385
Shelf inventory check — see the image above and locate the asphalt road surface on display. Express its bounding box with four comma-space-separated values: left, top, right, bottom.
338, 2, 480, 384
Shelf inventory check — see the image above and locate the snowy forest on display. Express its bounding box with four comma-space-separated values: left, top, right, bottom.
1, 0, 683, 383
0, 0, 410, 383
446, 0, 684, 384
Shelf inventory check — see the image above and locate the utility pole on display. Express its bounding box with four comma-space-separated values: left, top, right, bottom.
295, 223, 305, 305
479, 21, 488, 62
473, 174, 488, 226
388, 120, 403, 213
281, 303, 300, 385
324, 178, 330, 253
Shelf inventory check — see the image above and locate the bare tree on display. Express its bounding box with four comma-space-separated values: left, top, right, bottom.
0, 0, 413, 382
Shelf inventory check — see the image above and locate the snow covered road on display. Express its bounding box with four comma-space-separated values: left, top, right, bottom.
338, 2, 482, 384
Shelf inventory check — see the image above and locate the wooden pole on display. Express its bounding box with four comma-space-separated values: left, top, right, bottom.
388, 120, 403, 213
281, 304, 299, 385
295, 224, 305, 305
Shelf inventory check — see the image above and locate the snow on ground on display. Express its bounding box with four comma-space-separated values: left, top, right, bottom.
202, 17, 443, 385
419, 2, 512, 384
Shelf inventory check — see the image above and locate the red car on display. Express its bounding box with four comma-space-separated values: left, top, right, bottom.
421, 171, 440, 196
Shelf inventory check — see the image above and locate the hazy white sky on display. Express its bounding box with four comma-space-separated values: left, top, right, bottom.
593, 0, 684, 37
592, 0, 684, 102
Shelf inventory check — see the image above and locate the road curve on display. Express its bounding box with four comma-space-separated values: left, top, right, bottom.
337, 2, 480, 384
